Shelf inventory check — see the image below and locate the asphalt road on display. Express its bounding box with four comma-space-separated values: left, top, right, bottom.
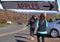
0, 24, 60, 42
0, 24, 25, 36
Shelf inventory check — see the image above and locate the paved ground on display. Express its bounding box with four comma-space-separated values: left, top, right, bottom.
0, 24, 60, 42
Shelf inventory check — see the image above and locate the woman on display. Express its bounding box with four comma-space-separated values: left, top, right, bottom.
36, 14, 48, 42
27, 15, 37, 40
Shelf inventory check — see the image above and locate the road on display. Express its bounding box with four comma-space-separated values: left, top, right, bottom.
0, 24, 60, 42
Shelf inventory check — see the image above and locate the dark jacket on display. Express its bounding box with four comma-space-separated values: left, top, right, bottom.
37, 19, 46, 32
27, 17, 37, 28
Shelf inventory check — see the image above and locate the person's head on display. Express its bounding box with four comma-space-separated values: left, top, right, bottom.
39, 13, 45, 20
31, 15, 37, 19
34, 16, 37, 20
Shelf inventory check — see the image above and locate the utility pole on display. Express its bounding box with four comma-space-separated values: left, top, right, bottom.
44, 11, 46, 20
55, 0, 59, 11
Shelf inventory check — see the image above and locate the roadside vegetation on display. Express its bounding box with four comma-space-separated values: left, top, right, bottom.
0, 22, 16, 27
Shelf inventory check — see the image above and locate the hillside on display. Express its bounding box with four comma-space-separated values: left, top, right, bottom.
0, 10, 59, 24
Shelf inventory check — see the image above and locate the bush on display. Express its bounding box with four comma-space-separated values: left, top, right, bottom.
0, 18, 6, 24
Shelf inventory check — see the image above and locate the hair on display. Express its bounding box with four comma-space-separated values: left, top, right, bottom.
31, 15, 36, 19
39, 13, 45, 20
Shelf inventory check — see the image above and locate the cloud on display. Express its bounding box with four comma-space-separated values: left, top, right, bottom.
0, 3, 3, 9
59, 8, 60, 12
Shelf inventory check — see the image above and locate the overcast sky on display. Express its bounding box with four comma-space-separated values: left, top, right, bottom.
0, 0, 60, 12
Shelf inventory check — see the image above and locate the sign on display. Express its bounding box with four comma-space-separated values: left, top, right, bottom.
1, 1, 58, 11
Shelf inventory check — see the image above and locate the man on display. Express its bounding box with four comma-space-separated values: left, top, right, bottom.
27, 15, 37, 40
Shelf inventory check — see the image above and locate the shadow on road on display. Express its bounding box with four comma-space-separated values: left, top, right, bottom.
15, 34, 29, 36
15, 35, 30, 40
16, 39, 26, 42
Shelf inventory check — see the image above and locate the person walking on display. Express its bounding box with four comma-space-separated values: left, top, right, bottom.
36, 14, 48, 42
27, 15, 37, 40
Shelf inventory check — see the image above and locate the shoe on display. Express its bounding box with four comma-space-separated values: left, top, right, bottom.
31, 36, 34, 40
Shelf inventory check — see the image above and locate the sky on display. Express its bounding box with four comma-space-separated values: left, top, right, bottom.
0, 0, 60, 12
